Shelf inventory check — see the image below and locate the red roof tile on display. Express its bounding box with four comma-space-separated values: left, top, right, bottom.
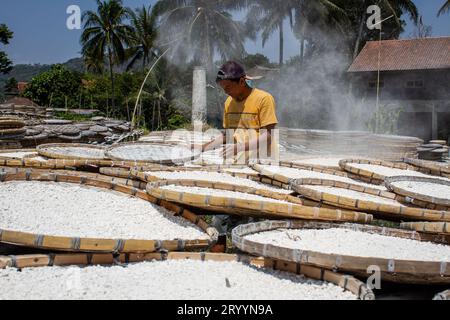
348, 37, 450, 72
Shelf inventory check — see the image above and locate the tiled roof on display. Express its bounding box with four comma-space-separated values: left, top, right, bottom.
348, 37, 450, 72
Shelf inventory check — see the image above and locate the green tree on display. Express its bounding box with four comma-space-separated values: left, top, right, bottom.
438, 1, 450, 16
127, 5, 158, 71
0, 24, 13, 74
154, 0, 249, 72
341, 0, 418, 59
23, 65, 82, 108
4, 77, 18, 94
242, 53, 271, 69
80, 0, 133, 112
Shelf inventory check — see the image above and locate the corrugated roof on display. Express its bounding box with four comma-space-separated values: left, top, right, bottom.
348, 37, 450, 72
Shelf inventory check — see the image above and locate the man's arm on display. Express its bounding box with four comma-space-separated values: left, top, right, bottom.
222, 124, 276, 158
201, 131, 227, 153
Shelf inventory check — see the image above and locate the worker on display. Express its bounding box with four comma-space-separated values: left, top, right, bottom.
201, 60, 279, 164
200, 61, 279, 235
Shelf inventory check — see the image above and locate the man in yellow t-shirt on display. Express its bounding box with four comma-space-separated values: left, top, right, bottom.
202, 61, 279, 164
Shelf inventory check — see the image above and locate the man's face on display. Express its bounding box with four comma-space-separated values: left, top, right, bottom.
218, 78, 245, 100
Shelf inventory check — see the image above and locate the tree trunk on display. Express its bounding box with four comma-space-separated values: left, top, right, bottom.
299, 34, 305, 69
108, 45, 116, 113
204, 11, 213, 72
353, 5, 367, 60
279, 20, 284, 66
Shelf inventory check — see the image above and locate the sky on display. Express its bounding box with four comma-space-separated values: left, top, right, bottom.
0, 0, 449, 65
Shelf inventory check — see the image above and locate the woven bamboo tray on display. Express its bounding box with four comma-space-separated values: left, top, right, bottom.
404, 158, 450, 177
294, 184, 450, 222
37, 143, 107, 160
385, 176, 450, 209
253, 162, 386, 191
0, 127, 26, 136
433, 289, 450, 300
146, 180, 372, 223
106, 142, 199, 165
0, 252, 374, 300
339, 158, 421, 185
0, 169, 217, 253
131, 166, 274, 185
0, 119, 26, 129
232, 220, 450, 284
0, 149, 37, 160
400, 222, 450, 235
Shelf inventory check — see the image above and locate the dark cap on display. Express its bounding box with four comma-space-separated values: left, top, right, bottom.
216, 61, 246, 83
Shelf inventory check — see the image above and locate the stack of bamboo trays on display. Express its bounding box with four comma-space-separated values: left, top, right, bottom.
279, 128, 422, 161
0, 117, 26, 142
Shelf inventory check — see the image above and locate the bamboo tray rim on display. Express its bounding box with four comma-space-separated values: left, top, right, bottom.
404, 158, 450, 175
146, 180, 372, 223
339, 158, 418, 182
0, 169, 217, 253
294, 184, 450, 222
400, 222, 450, 235
0, 252, 375, 300
232, 220, 450, 284
385, 176, 450, 207
36, 143, 107, 160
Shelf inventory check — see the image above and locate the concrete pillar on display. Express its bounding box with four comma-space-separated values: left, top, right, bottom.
192, 66, 207, 125
431, 103, 438, 140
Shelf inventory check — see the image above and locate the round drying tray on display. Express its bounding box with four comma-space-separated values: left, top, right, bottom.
404, 158, 450, 177
0, 155, 176, 170
0, 252, 374, 300
385, 176, 450, 208
0, 169, 217, 253
37, 143, 107, 160
0, 119, 26, 129
0, 127, 26, 136
146, 180, 372, 223
338, 158, 429, 185
252, 163, 389, 194
232, 220, 450, 284
433, 290, 450, 300
106, 142, 199, 165
0, 149, 37, 160
400, 222, 450, 235
294, 184, 450, 222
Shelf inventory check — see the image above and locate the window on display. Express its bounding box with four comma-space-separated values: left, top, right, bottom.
406, 80, 424, 88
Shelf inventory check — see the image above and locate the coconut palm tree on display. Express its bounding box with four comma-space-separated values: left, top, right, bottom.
438, 0, 450, 16
246, 0, 346, 66
80, 0, 133, 111
126, 5, 158, 71
153, 0, 249, 72
348, 0, 418, 59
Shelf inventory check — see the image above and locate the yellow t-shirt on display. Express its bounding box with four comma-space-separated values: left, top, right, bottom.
223, 88, 278, 162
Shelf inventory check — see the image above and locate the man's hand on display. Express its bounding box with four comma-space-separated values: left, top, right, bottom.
221, 144, 236, 159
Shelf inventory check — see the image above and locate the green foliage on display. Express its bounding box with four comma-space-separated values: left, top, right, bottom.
242, 53, 272, 69
0, 24, 13, 75
367, 103, 405, 135
22, 65, 82, 108
4, 77, 18, 94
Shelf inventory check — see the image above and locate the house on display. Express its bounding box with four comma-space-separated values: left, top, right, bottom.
348, 37, 450, 141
